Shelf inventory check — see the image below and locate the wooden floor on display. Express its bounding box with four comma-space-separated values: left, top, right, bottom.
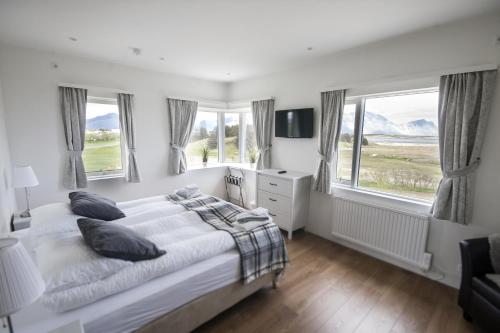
195, 231, 477, 333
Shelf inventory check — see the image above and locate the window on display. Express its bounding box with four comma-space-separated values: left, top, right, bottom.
186, 111, 218, 165
186, 107, 257, 166
336, 103, 356, 183
244, 113, 257, 163
335, 89, 440, 202
224, 113, 240, 162
83, 97, 125, 177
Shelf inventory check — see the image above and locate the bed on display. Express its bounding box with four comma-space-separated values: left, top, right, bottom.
11, 194, 287, 333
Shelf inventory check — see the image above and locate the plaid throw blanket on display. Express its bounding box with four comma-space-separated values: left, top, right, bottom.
175, 195, 289, 283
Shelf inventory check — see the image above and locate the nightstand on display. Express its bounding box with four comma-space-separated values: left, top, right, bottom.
11, 214, 31, 231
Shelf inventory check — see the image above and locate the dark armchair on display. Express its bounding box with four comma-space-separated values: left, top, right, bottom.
459, 238, 500, 332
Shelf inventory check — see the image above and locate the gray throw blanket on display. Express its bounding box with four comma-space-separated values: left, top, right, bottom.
235, 207, 270, 223
176, 195, 289, 283
489, 233, 500, 273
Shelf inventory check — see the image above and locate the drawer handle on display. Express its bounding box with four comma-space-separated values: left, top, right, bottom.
269, 182, 278, 186
269, 213, 277, 217
268, 198, 277, 202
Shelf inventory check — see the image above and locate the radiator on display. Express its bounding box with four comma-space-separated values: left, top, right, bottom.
332, 196, 432, 270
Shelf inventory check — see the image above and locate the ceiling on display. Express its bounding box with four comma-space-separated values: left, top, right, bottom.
0, 0, 499, 82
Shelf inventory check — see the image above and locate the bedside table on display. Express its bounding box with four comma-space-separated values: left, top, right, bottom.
11, 214, 31, 231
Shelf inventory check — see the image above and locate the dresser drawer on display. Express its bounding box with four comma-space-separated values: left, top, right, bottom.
257, 175, 292, 196
268, 210, 291, 230
257, 190, 291, 214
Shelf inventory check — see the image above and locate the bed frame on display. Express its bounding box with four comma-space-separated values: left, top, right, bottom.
137, 272, 278, 333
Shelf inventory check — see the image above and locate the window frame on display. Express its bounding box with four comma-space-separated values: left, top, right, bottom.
84, 96, 127, 179
333, 87, 440, 203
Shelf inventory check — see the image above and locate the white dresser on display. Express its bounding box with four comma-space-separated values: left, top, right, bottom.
256, 169, 312, 240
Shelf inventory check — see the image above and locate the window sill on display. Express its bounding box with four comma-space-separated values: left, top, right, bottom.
331, 183, 432, 216
87, 173, 126, 181
187, 163, 256, 172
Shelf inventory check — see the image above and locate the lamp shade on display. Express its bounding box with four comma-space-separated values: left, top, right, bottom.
13, 165, 39, 188
0, 238, 45, 317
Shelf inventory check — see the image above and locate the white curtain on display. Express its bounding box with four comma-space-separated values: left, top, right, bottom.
251, 99, 274, 170
59, 87, 88, 189
167, 98, 198, 174
312, 90, 346, 194
118, 93, 141, 182
431, 70, 497, 224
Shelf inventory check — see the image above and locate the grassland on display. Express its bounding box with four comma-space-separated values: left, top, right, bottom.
186, 137, 240, 164
82, 139, 122, 173
337, 136, 440, 201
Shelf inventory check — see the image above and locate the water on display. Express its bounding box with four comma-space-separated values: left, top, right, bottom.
366, 135, 438, 145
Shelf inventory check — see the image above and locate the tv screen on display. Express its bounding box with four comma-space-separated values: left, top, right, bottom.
275, 108, 313, 138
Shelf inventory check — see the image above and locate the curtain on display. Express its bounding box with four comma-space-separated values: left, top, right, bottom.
59, 87, 88, 189
312, 90, 346, 194
167, 98, 198, 174
118, 93, 141, 182
252, 99, 274, 170
431, 70, 497, 224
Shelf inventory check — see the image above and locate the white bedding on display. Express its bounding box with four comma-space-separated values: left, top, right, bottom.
28, 195, 237, 313
13, 250, 241, 333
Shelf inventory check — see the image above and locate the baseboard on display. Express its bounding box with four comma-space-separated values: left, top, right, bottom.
306, 229, 460, 289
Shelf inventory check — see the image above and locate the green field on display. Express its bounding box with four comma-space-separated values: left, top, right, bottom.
83, 132, 122, 173
186, 136, 241, 164
337, 136, 440, 201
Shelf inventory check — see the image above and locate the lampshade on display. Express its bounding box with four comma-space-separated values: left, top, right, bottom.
0, 238, 45, 317
13, 165, 39, 188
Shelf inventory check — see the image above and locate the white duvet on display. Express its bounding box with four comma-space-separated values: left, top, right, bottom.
29, 196, 236, 313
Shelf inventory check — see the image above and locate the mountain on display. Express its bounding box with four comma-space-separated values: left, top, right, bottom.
340, 112, 437, 136
87, 113, 119, 130
403, 119, 438, 136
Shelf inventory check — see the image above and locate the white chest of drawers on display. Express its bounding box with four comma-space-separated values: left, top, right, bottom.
256, 169, 312, 240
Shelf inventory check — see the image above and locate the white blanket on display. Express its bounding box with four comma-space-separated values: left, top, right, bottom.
30, 196, 236, 313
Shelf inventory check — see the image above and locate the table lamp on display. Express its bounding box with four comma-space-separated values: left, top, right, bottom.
13, 166, 39, 218
0, 238, 45, 333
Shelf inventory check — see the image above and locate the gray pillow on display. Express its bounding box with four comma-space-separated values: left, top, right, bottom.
69, 191, 125, 221
77, 218, 166, 262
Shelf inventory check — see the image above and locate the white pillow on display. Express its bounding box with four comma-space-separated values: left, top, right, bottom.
36, 234, 132, 293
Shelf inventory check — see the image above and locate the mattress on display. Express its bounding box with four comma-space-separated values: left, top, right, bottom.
12, 250, 241, 333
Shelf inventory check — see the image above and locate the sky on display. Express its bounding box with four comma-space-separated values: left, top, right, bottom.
364, 91, 439, 124
86, 102, 118, 119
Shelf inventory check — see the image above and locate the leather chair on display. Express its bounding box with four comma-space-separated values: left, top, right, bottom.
459, 238, 500, 332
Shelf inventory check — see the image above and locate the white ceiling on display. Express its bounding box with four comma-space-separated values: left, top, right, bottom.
0, 0, 499, 82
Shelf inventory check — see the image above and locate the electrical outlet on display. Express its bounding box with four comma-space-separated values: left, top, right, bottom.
457, 264, 462, 274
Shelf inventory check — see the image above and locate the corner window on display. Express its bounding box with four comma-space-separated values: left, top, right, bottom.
83, 97, 125, 177
224, 113, 240, 162
335, 89, 440, 202
186, 111, 219, 165
244, 112, 257, 163
186, 107, 256, 166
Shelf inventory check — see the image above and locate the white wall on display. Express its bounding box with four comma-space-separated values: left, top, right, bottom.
228, 12, 500, 287
0, 44, 229, 208
0, 79, 16, 234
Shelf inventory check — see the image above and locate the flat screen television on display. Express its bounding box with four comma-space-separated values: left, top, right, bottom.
275, 108, 313, 138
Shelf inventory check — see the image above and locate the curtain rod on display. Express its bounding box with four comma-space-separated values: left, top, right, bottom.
227, 96, 275, 105
58, 83, 133, 95
167, 96, 228, 106
169, 96, 274, 108
321, 63, 498, 93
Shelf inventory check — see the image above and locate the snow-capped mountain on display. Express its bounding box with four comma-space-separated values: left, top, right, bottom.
403, 119, 438, 136
341, 111, 437, 136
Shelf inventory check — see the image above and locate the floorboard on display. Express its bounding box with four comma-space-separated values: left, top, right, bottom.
194, 231, 477, 333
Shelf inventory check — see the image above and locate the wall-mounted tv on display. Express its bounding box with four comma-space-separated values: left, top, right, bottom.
275, 108, 313, 138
